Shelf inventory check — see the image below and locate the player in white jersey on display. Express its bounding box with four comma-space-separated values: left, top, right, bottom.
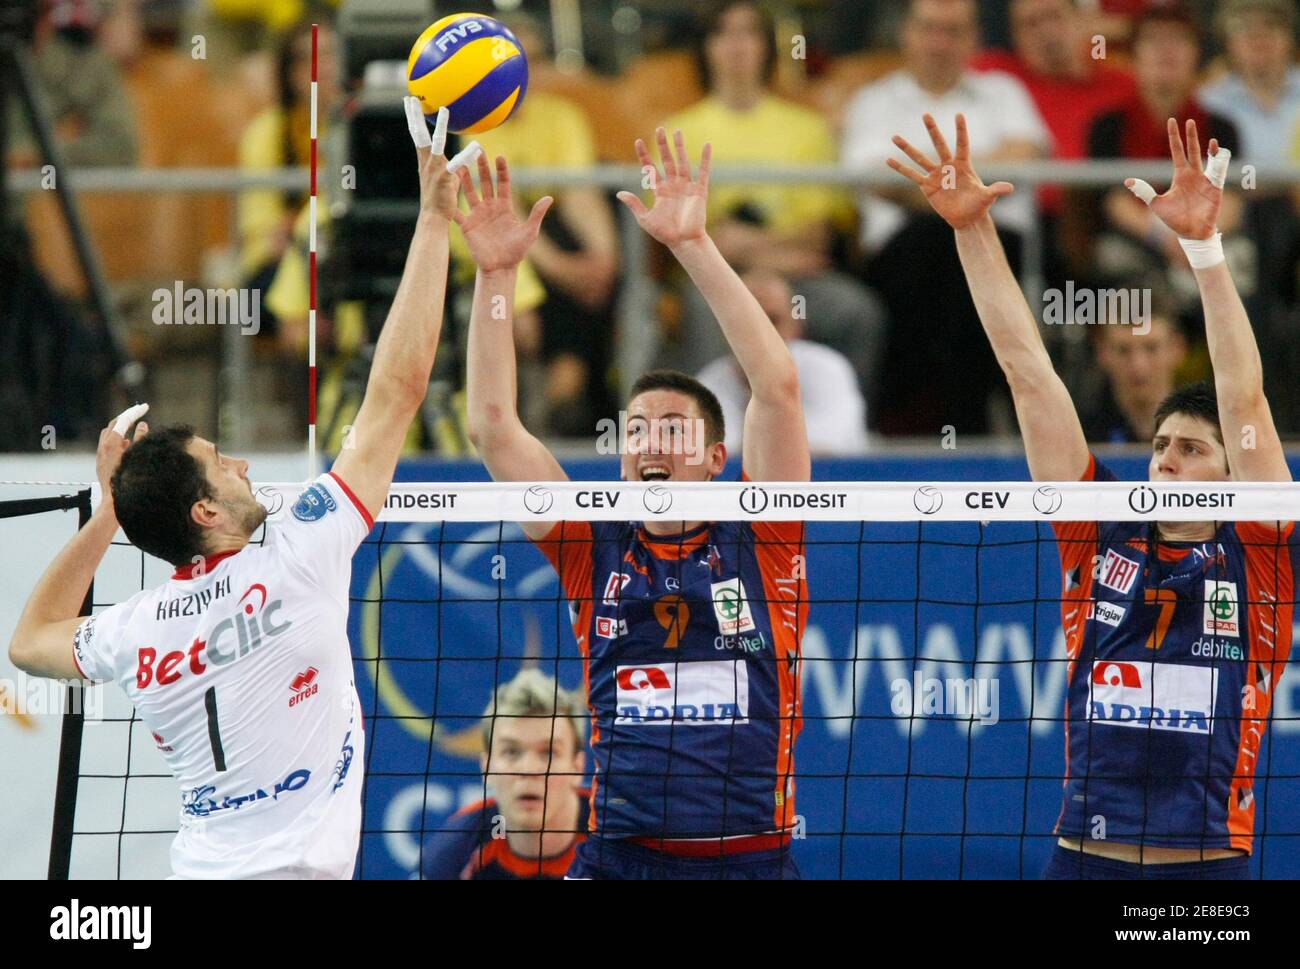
6, 105, 523, 879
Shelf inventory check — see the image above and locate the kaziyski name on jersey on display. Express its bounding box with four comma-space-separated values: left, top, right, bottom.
1053, 455, 1298, 854
71, 471, 374, 879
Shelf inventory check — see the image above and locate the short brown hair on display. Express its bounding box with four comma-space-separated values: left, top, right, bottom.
629, 369, 727, 445
1132, 2, 1203, 49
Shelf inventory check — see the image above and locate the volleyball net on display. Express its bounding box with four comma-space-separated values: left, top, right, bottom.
17, 477, 1300, 878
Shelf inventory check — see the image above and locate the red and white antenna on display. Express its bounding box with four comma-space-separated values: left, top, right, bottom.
307, 22, 319, 479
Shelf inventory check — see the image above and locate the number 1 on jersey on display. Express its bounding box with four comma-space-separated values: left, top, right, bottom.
204, 686, 227, 772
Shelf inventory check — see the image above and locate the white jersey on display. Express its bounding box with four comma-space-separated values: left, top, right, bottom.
72, 472, 373, 879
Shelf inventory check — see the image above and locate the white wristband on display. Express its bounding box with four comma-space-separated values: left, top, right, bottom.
1178, 232, 1225, 269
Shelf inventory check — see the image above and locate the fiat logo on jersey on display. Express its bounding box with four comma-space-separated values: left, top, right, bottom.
1128, 486, 1157, 514
739, 486, 769, 515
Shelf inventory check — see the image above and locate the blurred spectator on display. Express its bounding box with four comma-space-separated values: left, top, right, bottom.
474, 14, 621, 438
973, 0, 1136, 281
843, 0, 1050, 435
697, 270, 869, 455
6, 0, 138, 168
1079, 311, 1187, 443
421, 670, 588, 880
238, 19, 340, 352
1200, 0, 1300, 433
1200, 0, 1300, 166
194, 0, 340, 67
660, 0, 885, 404
1087, 4, 1242, 309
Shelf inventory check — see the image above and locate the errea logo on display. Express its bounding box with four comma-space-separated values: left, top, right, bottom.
50, 899, 151, 948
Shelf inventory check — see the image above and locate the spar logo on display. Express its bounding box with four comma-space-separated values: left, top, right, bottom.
614, 660, 749, 725
1088, 660, 1218, 733
711, 578, 756, 635
1203, 580, 1240, 637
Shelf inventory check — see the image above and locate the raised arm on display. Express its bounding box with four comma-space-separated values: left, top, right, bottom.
618, 129, 810, 482
9, 419, 146, 679
330, 108, 459, 518
457, 154, 565, 539
1128, 119, 1289, 483
888, 114, 1089, 482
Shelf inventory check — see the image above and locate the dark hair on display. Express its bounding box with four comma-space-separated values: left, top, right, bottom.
1132, 2, 1203, 49
1153, 380, 1221, 443
629, 369, 726, 445
111, 425, 213, 567
694, 0, 778, 93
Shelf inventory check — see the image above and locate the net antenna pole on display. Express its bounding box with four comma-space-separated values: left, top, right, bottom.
307, 21, 320, 481
47, 488, 94, 880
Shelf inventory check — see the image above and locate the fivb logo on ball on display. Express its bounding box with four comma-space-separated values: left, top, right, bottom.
407, 13, 529, 135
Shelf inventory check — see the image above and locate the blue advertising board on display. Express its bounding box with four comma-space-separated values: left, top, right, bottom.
346, 453, 1300, 878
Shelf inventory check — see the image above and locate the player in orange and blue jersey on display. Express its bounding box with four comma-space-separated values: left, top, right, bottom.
889, 113, 1294, 878
458, 132, 811, 879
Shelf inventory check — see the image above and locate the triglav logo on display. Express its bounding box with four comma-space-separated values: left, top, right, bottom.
1034, 486, 1062, 515
643, 485, 672, 515
1128, 486, 1157, 514
913, 486, 942, 515
739, 486, 769, 515
523, 485, 554, 515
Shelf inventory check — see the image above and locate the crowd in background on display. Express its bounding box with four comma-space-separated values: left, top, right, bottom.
6, 0, 1300, 456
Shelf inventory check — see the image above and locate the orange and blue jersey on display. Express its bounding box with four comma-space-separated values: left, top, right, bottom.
1053, 455, 1297, 853
532, 512, 807, 842
420, 795, 590, 880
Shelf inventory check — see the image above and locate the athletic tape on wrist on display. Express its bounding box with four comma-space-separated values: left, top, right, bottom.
1178, 232, 1225, 269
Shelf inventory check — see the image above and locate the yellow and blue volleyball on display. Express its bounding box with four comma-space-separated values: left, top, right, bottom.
406, 13, 529, 135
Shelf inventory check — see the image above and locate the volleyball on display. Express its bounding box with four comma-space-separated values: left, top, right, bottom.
406, 13, 529, 135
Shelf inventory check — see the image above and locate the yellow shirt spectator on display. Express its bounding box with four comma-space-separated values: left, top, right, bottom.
661, 95, 849, 236
472, 91, 598, 202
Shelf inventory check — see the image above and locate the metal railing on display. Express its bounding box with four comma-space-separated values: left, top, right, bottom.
8, 160, 1300, 450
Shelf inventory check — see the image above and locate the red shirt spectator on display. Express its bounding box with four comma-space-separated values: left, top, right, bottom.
973, 0, 1137, 211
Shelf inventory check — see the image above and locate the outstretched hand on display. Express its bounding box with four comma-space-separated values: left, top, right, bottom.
414, 146, 461, 224
617, 128, 712, 249
456, 153, 553, 273
97, 417, 148, 504
1126, 118, 1224, 242
887, 113, 1014, 230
